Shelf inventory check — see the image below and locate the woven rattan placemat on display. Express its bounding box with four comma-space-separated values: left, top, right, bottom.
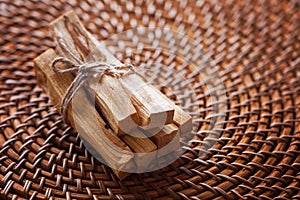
1, 0, 300, 199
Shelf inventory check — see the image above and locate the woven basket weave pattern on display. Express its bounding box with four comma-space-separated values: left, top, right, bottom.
1, 0, 300, 199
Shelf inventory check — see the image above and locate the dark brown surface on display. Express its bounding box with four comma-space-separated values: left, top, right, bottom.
0, 0, 300, 199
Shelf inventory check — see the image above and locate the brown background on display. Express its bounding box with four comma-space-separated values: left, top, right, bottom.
0, 0, 300, 199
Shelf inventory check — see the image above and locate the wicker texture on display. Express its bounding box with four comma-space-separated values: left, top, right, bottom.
1, 0, 300, 199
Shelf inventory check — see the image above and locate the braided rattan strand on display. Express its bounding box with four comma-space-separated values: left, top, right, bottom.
1, 0, 300, 199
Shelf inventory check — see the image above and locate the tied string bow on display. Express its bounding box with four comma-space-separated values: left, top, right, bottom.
51, 56, 135, 123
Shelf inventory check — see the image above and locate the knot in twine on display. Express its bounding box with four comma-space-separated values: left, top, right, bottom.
51, 57, 136, 123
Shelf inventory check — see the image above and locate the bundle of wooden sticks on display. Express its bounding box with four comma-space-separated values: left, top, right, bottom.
34, 11, 192, 179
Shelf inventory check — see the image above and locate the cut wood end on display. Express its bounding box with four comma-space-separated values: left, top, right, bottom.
118, 113, 139, 134
34, 48, 72, 111
174, 105, 193, 134
112, 169, 131, 180
156, 133, 181, 158
34, 48, 57, 86
151, 108, 174, 123
49, 10, 77, 27
150, 124, 179, 148
34, 48, 56, 70
121, 129, 157, 172
163, 123, 179, 135
120, 74, 175, 127
138, 108, 174, 130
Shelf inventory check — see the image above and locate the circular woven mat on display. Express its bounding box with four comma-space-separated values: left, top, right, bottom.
1, 0, 300, 199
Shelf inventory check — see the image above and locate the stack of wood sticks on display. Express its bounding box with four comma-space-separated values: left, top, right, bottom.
34, 11, 192, 179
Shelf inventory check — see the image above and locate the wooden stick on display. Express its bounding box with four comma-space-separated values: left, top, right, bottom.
149, 124, 179, 148
50, 11, 138, 135
173, 105, 193, 139
148, 124, 180, 158
121, 129, 157, 172
119, 74, 175, 129
34, 49, 135, 179
88, 76, 139, 134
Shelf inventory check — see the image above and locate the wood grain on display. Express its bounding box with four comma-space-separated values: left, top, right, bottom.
173, 105, 193, 139
120, 74, 175, 129
121, 129, 157, 172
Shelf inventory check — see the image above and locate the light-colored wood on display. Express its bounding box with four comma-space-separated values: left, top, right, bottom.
173, 105, 193, 138
143, 124, 180, 158
150, 124, 179, 148
121, 129, 157, 172
88, 76, 139, 134
120, 73, 175, 129
50, 10, 138, 135
34, 49, 135, 179
157, 126, 180, 158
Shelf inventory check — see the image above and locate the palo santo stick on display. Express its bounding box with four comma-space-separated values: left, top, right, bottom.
50, 11, 138, 135
140, 123, 181, 158
121, 129, 157, 172
157, 138, 182, 160
149, 124, 179, 148
88, 76, 139, 134
148, 124, 180, 158
34, 49, 135, 179
174, 105, 193, 139
120, 74, 175, 129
